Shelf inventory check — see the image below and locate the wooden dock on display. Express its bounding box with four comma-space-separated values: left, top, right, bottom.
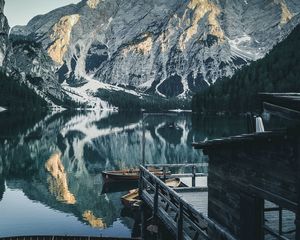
139, 165, 236, 240
139, 164, 297, 240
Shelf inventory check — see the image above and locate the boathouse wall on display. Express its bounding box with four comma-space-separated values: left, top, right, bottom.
202, 134, 299, 239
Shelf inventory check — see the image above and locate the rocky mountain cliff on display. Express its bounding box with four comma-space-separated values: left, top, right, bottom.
0, 1, 70, 109
10, 0, 300, 101
0, 0, 9, 66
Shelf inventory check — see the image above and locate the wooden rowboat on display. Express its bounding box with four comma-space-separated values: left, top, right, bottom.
121, 178, 183, 208
164, 177, 184, 188
121, 189, 140, 208
102, 167, 167, 183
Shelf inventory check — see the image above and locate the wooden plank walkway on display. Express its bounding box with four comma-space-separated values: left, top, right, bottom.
177, 191, 208, 217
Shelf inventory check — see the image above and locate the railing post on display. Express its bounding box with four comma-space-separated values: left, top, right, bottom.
279, 207, 282, 235
139, 166, 144, 197
153, 182, 159, 219
163, 166, 166, 181
296, 138, 300, 240
192, 165, 196, 187
142, 121, 146, 166
139, 167, 146, 239
177, 201, 184, 240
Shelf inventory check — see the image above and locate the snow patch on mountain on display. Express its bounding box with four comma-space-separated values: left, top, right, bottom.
62, 74, 145, 110
228, 34, 264, 61
61, 79, 112, 110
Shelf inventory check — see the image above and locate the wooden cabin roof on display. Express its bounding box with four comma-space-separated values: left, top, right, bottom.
193, 92, 300, 150
259, 93, 300, 120
192, 130, 288, 150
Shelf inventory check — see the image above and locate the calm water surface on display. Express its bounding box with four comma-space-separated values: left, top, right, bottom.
0, 111, 247, 238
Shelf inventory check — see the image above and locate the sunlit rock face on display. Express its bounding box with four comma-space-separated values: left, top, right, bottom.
277, 0, 294, 24
10, 0, 300, 97
0, 0, 9, 66
179, 0, 224, 51
48, 14, 80, 64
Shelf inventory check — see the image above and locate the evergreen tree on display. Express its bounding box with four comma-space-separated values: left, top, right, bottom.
0, 71, 47, 111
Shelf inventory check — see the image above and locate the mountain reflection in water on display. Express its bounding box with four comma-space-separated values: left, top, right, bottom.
45, 153, 76, 205
0, 110, 246, 237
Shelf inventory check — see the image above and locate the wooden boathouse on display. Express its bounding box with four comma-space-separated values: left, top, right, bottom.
139, 93, 300, 240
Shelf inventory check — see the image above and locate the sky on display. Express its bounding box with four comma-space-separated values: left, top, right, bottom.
4, 0, 81, 27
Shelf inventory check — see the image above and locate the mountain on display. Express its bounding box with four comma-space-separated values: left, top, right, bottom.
0, 1, 49, 110
11, 0, 300, 96
192, 23, 300, 114
3, 0, 300, 109
0, 0, 8, 65
0, 0, 70, 110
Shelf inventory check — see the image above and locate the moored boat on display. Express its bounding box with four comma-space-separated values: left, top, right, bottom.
121, 189, 140, 208
102, 167, 167, 183
121, 178, 183, 208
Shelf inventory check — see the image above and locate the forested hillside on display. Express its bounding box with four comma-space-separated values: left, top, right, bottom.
0, 71, 47, 110
192, 24, 300, 114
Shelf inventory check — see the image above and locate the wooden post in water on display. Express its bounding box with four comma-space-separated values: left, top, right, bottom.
139, 166, 144, 200
192, 165, 196, 187
279, 207, 283, 236
139, 167, 146, 239
296, 138, 300, 239
240, 192, 264, 240
177, 201, 184, 240
142, 118, 146, 166
141, 202, 146, 240
163, 166, 166, 182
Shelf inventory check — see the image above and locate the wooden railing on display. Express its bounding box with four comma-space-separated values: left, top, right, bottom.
145, 163, 208, 187
139, 165, 236, 240
246, 185, 297, 240
264, 204, 296, 240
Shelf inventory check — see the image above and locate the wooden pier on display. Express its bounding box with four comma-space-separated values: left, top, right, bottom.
139, 165, 296, 240
139, 165, 236, 240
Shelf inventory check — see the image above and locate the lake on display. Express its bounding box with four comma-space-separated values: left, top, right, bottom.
0, 111, 247, 238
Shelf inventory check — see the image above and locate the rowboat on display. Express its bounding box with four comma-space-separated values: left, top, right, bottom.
121, 178, 183, 208
102, 167, 167, 183
121, 189, 140, 208
165, 177, 185, 188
